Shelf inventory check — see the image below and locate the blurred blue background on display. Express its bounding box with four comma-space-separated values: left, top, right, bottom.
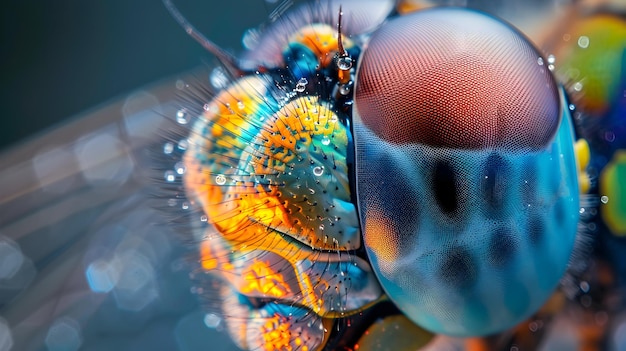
0, 0, 270, 150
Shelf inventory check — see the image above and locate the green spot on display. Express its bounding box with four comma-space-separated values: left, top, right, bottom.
601, 150, 626, 235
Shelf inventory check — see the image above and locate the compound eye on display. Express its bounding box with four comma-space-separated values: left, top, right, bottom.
354, 8, 560, 151
353, 8, 579, 337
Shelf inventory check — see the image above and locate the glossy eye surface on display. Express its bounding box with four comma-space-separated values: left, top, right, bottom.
353, 8, 580, 336
355, 8, 560, 150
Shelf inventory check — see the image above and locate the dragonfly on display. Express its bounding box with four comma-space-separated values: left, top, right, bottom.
0, 0, 624, 350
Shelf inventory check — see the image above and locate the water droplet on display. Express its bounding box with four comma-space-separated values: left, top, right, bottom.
337, 56, 353, 70
547, 54, 556, 64
577, 35, 590, 49
210, 66, 229, 90
0, 318, 13, 351
605, 131, 616, 142
178, 139, 189, 151
204, 313, 222, 328
569, 104, 575, 111
0, 240, 24, 280
237, 101, 245, 110
163, 142, 174, 155
182, 202, 190, 210
164, 170, 176, 182
601, 195, 609, 204
176, 109, 189, 124
313, 166, 324, 176
295, 78, 308, 92
321, 137, 331, 146
45, 317, 82, 351
339, 84, 352, 96
203, 103, 211, 111
200, 215, 208, 222
573, 82, 583, 92
242, 28, 260, 50
580, 281, 590, 293
308, 188, 315, 194
295, 83, 306, 93
174, 162, 186, 175
537, 57, 544, 65
175, 80, 185, 90
215, 174, 227, 185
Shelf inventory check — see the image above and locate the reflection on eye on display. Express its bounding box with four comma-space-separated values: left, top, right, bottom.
2, 0, 626, 350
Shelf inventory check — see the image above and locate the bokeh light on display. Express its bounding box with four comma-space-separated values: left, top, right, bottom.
0, 318, 13, 351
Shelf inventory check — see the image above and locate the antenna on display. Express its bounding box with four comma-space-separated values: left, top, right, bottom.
162, 0, 244, 76
335, 6, 353, 84
337, 5, 347, 58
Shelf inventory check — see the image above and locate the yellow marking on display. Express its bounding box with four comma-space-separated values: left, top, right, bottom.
363, 205, 400, 264
396, 0, 435, 14
185, 80, 374, 320
240, 259, 292, 298
289, 24, 354, 68
337, 68, 350, 84
353, 314, 433, 351
262, 315, 293, 351
295, 269, 325, 314
575, 139, 591, 193
600, 150, 626, 236
188, 95, 350, 255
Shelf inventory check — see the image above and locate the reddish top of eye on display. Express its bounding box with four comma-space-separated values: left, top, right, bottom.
354, 8, 560, 150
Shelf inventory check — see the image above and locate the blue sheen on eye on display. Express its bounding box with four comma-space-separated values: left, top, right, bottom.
354, 91, 580, 336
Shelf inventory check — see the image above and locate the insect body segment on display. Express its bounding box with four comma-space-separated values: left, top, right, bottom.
181, 10, 383, 347
282, 24, 356, 78
217, 282, 334, 351
184, 76, 361, 252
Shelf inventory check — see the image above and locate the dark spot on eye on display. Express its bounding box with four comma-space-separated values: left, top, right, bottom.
554, 199, 569, 225
439, 247, 477, 288
550, 146, 563, 193
369, 154, 421, 244
528, 215, 544, 246
481, 153, 512, 217
433, 161, 458, 214
488, 227, 518, 267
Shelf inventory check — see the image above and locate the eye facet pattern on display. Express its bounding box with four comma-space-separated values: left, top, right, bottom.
354, 8, 560, 151
352, 8, 579, 336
